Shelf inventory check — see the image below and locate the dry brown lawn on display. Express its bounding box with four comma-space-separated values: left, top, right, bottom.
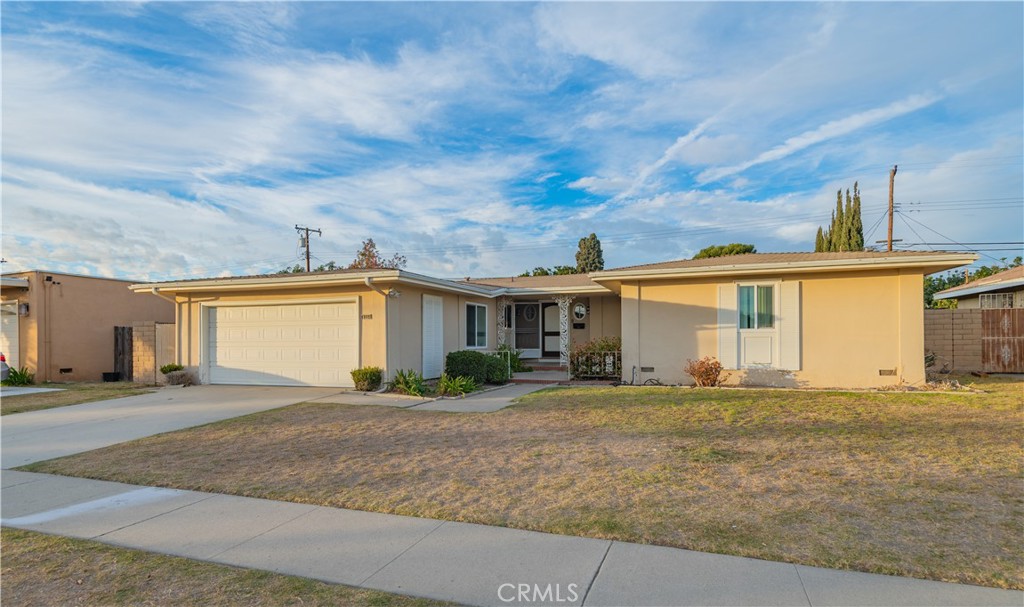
25, 375, 1024, 589
0, 528, 451, 606
1, 382, 154, 415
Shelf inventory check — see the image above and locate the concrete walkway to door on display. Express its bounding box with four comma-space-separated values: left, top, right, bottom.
1, 385, 342, 468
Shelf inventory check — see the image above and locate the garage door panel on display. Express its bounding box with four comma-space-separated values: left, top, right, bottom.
208, 302, 358, 387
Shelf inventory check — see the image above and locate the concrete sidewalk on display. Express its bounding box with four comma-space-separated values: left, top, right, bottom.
2, 470, 1019, 607
1, 385, 342, 468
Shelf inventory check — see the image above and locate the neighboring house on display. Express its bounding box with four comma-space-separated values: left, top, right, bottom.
932, 265, 1024, 309
130, 251, 974, 390
0, 271, 175, 382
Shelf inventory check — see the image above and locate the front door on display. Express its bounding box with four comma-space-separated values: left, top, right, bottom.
514, 303, 541, 359
542, 303, 560, 358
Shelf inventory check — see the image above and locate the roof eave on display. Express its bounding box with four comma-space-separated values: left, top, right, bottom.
933, 278, 1024, 300
128, 269, 499, 298
591, 254, 979, 282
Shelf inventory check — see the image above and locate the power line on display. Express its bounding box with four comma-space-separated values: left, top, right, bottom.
896, 212, 1009, 265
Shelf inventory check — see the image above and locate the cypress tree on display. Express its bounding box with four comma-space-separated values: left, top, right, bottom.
850, 182, 864, 250
830, 190, 845, 251
815, 227, 825, 252
575, 233, 605, 272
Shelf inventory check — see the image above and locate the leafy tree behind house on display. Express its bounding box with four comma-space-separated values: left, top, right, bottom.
575, 233, 605, 272
693, 243, 756, 259
519, 265, 578, 277
278, 261, 338, 274
924, 256, 1023, 307
815, 183, 864, 252
348, 238, 408, 270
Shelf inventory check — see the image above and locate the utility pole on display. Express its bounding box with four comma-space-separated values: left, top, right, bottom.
295, 225, 322, 272
887, 165, 898, 252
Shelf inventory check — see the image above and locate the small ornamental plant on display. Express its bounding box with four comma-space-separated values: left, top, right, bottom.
351, 366, 383, 391
684, 356, 730, 387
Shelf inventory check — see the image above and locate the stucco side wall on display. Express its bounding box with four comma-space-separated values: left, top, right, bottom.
390, 286, 494, 377
1, 272, 174, 382
568, 295, 621, 346
619, 269, 926, 389
175, 286, 387, 378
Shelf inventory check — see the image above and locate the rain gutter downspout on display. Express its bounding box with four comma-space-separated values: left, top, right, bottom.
150, 288, 181, 367
365, 278, 393, 381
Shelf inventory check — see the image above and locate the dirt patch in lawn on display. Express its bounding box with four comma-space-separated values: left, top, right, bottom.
1, 382, 154, 415
0, 528, 450, 606
26, 375, 1024, 589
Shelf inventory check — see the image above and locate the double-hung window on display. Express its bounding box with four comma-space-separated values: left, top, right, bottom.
738, 285, 774, 329
466, 303, 488, 348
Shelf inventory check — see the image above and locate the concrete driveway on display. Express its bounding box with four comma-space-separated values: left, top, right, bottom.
1, 385, 342, 468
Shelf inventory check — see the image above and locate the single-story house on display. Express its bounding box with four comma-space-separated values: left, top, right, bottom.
1, 271, 176, 382
130, 251, 975, 389
932, 265, 1024, 309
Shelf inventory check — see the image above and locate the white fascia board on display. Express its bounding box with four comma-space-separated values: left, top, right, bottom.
591, 254, 979, 281
0, 277, 30, 288
933, 278, 1024, 300
129, 269, 500, 298
129, 269, 400, 292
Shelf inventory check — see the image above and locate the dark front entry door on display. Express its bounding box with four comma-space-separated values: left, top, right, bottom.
542, 303, 560, 358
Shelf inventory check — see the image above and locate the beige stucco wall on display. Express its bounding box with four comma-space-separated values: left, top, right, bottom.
569, 295, 621, 346
0, 271, 174, 382
619, 269, 927, 389
390, 286, 495, 377
173, 285, 388, 378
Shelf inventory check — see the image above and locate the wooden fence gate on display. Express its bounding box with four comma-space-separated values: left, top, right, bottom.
981, 309, 1023, 373
114, 326, 133, 381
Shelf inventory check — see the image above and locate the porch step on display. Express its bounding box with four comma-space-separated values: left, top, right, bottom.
528, 365, 566, 372
511, 378, 564, 385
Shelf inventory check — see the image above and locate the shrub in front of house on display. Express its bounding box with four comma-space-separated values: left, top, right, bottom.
159, 363, 184, 375
436, 373, 478, 396
569, 336, 622, 379
445, 350, 510, 385
485, 354, 510, 384
684, 356, 730, 387
164, 369, 197, 387
351, 366, 383, 391
445, 350, 490, 384
390, 369, 425, 396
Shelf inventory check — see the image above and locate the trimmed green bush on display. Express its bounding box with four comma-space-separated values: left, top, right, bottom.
496, 344, 531, 372
351, 366, 383, 391
445, 350, 490, 385
159, 363, 184, 375
445, 350, 510, 385
485, 355, 510, 384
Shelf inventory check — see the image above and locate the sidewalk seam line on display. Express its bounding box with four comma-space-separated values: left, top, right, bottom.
357, 519, 447, 585
92, 493, 219, 539
207, 504, 321, 559
580, 539, 613, 606
793, 564, 813, 607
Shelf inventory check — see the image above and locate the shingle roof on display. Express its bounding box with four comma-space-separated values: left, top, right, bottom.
461, 274, 598, 289
934, 265, 1024, 297
604, 251, 960, 272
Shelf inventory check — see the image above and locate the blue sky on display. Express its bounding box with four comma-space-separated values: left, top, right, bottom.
2, 1, 1022, 281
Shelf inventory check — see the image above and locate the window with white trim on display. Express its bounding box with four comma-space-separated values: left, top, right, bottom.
738, 285, 774, 329
466, 303, 487, 348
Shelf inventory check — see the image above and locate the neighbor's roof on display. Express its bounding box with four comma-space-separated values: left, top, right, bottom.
592, 251, 978, 282
933, 265, 1024, 300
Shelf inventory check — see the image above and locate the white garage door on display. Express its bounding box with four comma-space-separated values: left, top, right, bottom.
208, 302, 358, 387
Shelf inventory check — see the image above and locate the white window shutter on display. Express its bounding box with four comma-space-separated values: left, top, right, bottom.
718, 284, 738, 369
422, 295, 444, 378
779, 281, 802, 370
